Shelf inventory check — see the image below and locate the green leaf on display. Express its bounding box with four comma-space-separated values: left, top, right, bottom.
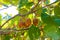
10, 16, 20, 26
54, 16, 60, 26
3, 0, 11, 5
11, 0, 19, 5
41, 8, 56, 25
19, 8, 28, 14
54, 5, 60, 16
3, 35, 11, 40
28, 25, 40, 40
41, 13, 55, 25
35, 4, 42, 16
26, 2, 34, 9
14, 16, 20, 21
28, 14, 33, 19
0, 14, 2, 26
18, 0, 28, 9
44, 25, 60, 40
57, 27, 60, 39
42, 8, 47, 13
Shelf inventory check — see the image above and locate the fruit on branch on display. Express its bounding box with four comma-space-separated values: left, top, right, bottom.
33, 18, 39, 26
18, 21, 25, 28
25, 18, 31, 27
18, 18, 31, 28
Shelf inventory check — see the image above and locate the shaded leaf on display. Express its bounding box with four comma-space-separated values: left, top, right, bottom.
18, 0, 28, 9
53, 16, 60, 26
19, 8, 28, 14
28, 25, 40, 40
41, 8, 56, 25
44, 25, 60, 40
3, 35, 11, 40
54, 5, 60, 16
41, 13, 55, 25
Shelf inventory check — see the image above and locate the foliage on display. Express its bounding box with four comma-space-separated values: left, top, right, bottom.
0, 0, 60, 40
28, 25, 40, 40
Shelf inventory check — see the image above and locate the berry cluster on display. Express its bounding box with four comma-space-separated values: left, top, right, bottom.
18, 18, 39, 28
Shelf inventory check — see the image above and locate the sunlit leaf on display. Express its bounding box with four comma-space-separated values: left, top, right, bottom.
0, 5, 2, 8
2, 0, 11, 5
10, 16, 20, 26
28, 14, 33, 19
11, 0, 19, 5
0, 14, 2, 26
44, 25, 60, 40
19, 8, 28, 14
28, 0, 34, 2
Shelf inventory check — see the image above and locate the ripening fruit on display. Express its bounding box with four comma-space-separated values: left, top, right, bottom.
18, 21, 25, 28
33, 18, 39, 26
25, 18, 31, 27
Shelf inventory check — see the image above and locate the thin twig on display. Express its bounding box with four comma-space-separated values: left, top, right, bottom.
0, 0, 58, 28
43, 1, 58, 8
1, 14, 19, 27
0, 0, 58, 10
0, 28, 29, 35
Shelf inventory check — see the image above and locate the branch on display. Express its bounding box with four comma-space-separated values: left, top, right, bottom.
1, 14, 19, 28
0, 28, 29, 35
0, 0, 59, 35
0, 0, 59, 28
43, 1, 59, 8
1, 1, 41, 28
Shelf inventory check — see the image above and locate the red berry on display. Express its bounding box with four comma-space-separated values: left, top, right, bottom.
33, 18, 39, 26
25, 18, 31, 27
18, 21, 25, 28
